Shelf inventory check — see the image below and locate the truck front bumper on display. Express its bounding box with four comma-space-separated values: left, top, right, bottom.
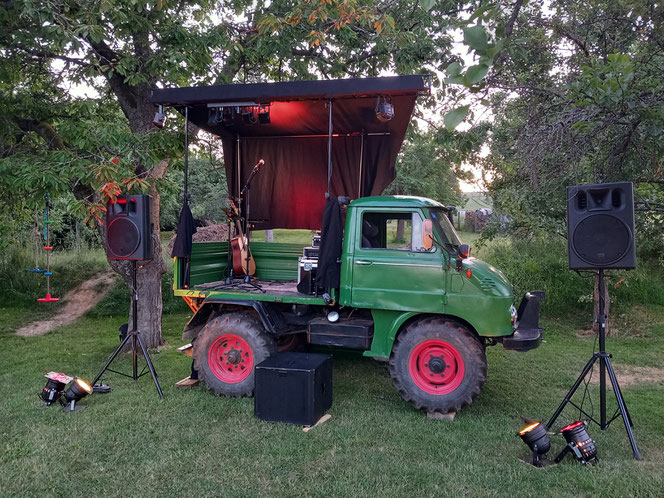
501, 291, 546, 352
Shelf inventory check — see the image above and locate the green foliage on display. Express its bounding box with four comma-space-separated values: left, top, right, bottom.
443, 106, 470, 131
479, 0, 664, 254
387, 124, 488, 206
481, 236, 664, 317
0, 244, 108, 307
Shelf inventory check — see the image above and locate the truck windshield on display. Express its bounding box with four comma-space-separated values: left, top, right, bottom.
429, 208, 463, 250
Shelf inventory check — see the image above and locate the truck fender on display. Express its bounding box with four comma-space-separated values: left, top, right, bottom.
182, 298, 288, 341
364, 310, 481, 359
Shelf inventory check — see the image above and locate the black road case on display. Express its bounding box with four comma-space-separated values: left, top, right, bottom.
254, 352, 333, 426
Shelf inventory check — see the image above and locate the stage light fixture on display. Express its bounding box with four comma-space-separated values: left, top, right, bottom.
41, 378, 66, 405
258, 105, 271, 124
518, 421, 551, 467
41, 372, 73, 406
555, 421, 598, 465
62, 377, 93, 412
241, 106, 258, 124
153, 105, 166, 128
375, 96, 394, 122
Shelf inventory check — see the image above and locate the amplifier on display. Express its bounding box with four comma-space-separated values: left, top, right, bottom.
254, 352, 333, 426
312, 235, 321, 247
303, 246, 319, 258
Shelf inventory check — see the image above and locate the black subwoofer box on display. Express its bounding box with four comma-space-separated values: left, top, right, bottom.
567, 182, 636, 270
254, 352, 332, 426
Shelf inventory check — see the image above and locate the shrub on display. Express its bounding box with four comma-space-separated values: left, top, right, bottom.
480, 236, 664, 318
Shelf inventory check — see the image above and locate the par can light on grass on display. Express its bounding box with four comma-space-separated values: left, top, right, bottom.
518, 422, 551, 467
554, 421, 598, 466
40, 372, 73, 406
61, 377, 93, 412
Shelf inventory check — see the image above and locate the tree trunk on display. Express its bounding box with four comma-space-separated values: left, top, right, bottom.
592, 272, 610, 335
396, 219, 405, 240
107, 81, 169, 349
103, 183, 166, 348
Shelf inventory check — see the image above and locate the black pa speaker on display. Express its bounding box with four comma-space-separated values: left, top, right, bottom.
567, 182, 635, 270
105, 194, 153, 260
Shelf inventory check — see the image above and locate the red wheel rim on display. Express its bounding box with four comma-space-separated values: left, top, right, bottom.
408, 339, 465, 395
207, 334, 253, 384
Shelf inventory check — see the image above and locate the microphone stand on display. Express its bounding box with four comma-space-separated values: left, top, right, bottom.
239, 160, 264, 292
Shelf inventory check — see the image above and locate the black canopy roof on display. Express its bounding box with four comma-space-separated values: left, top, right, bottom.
150, 75, 429, 107
150, 75, 429, 230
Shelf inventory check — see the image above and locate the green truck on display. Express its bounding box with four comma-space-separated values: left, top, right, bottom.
153, 75, 544, 414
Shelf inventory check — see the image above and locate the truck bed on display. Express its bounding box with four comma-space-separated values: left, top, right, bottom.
174, 241, 327, 305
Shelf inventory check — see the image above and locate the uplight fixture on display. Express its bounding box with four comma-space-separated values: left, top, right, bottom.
41, 378, 66, 406
41, 372, 73, 406
555, 421, 598, 465
518, 421, 551, 467
62, 377, 93, 412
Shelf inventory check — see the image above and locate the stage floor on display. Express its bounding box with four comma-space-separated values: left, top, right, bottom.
194, 279, 303, 296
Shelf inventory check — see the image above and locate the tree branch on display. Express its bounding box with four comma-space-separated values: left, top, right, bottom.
14, 119, 66, 150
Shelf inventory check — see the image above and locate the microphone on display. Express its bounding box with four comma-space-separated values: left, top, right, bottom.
241, 159, 266, 196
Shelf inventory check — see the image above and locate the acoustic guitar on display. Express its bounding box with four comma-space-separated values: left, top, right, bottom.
223, 199, 256, 276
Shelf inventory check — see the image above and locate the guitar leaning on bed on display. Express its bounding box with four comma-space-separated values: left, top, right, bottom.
222, 199, 256, 276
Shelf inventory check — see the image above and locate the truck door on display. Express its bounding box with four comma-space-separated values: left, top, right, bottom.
350, 209, 446, 312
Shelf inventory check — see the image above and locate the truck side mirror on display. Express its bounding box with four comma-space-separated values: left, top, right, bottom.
458, 244, 470, 259
422, 220, 433, 250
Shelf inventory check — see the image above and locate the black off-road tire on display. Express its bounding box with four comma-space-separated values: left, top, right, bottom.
388, 318, 487, 414
193, 312, 276, 397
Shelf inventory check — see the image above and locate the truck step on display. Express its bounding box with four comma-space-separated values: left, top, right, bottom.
307, 318, 374, 350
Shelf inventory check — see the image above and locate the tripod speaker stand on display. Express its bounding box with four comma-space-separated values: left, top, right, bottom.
92, 261, 164, 398
546, 269, 640, 459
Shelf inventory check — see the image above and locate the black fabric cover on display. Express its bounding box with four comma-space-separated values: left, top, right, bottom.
216, 97, 415, 229
317, 197, 344, 289
171, 204, 197, 258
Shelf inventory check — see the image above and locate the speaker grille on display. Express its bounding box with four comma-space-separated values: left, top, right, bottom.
107, 218, 140, 258
572, 214, 631, 266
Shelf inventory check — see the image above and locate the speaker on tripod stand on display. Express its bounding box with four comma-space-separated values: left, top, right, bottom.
567, 182, 636, 270
547, 181, 640, 459
94, 194, 163, 398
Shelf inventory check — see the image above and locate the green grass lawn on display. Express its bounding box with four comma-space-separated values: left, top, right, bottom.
1, 298, 663, 497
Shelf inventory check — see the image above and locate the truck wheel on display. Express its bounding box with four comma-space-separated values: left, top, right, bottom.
194, 312, 276, 397
389, 318, 487, 414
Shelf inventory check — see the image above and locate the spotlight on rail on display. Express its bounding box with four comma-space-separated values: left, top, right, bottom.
375, 96, 394, 122
257, 105, 271, 124
153, 105, 166, 128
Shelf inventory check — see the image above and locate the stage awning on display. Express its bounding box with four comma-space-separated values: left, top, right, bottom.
151, 75, 430, 229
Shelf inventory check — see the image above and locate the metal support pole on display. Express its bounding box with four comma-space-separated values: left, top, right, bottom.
132, 260, 139, 380
358, 131, 365, 197
236, 134, 241, 202
326, 99, 334, 198
184, 107, 189, 205
598, 269, 607, 428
